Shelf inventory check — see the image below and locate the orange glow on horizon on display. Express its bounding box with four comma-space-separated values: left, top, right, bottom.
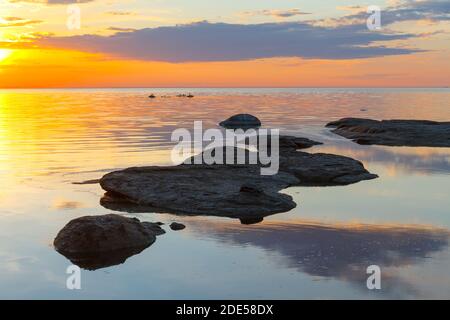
0, 48, 449, 88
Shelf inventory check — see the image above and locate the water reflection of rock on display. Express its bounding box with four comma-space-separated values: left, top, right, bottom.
100, 191, 271, 224
188, 219, 449, 294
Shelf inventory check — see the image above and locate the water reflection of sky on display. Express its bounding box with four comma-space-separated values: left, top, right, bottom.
0, 88, 449, 299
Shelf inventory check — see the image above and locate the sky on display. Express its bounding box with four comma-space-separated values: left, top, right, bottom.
0, 0, 448, 88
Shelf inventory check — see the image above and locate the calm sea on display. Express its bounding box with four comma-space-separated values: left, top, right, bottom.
0, 88, 449, 299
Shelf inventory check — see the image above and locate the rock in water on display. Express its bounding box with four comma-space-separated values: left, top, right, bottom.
277, 136, 323, 150
100, 165, 299, 218
54, 214, 165, 270
99, 143, 377, 218
219, 114, 262, 129
326, 118, 450, 147
170, 222, 186, 231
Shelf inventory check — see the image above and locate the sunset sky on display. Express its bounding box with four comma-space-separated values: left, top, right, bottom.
0, 0, 448, 88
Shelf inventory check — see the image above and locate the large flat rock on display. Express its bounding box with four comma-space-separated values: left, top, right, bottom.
100, 165, 299, 218
99, 138, 377, 218
326, 118, 450, 147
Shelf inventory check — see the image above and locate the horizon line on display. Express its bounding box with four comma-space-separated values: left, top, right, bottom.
0, 86, 449, 90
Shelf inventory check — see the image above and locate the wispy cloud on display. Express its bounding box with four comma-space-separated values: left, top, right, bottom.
334, 0, 450, 25
0, 17, 42, 27
8, 0, 94, 4
105, 11, 138, 16
107, 26, 137, 33
242, 8, 311, 18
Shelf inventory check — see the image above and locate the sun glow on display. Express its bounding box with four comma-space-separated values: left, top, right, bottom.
0, 49, 12, 62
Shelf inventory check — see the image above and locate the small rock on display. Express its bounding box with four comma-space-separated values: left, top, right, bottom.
219, 114, 261, 129
170, 222, 186, 231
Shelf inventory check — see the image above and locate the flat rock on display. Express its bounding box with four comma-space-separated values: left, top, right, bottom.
54, 214, 165, 270
100, 165, 299, 218
219, 114, 261, 129
278, 135, 323, 149
99, 140, 377, 218
326, 118, 450, 147
279, 149, 378, 186
187, 146, 376, 186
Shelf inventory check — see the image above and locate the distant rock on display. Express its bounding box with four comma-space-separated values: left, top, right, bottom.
170, 222, 186, 231
148, 94, 156, 99
54, 214, 165, 270
327, 118, 450, 147
220, 114, 262, 129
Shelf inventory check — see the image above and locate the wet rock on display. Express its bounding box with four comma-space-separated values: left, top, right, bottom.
100, 165, 298, 218
187, 146, 377, 186
170, 222, 186, 231
278, 135, 323, 150
278, 149, 378, 186
54, 214, 165, 270
99, 142, 377, 218
219, 114, 261, 129
326, 118, 450, 147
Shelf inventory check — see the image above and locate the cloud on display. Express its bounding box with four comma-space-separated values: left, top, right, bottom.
38, 21, 421, 62
335, 0, 450, 25
107, 26, 137, 33
105, 11, 137, 16
243, 8, 311, 18
35, 1, 449, 63
8, 0, 93, 4
0, 17, 42, 27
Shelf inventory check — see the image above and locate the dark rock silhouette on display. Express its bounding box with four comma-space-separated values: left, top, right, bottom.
100, 164, 298, 218
54, 214, 165, 270
327, 118, 450, 147
99, 142, 376, 218
220, 114, 262, 129
277, 135, 322, 149
170, 222, 186, 231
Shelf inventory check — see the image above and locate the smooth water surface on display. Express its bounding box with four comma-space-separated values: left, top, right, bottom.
0, 88, 449, 299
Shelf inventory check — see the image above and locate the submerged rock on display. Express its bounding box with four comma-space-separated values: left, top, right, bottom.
278, 135, 323, 150
170, 222, 186, 231
54, 214, 165, 270
326, 118, 450, 147
219, 114, 262, 129
278, 149, 377, 186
